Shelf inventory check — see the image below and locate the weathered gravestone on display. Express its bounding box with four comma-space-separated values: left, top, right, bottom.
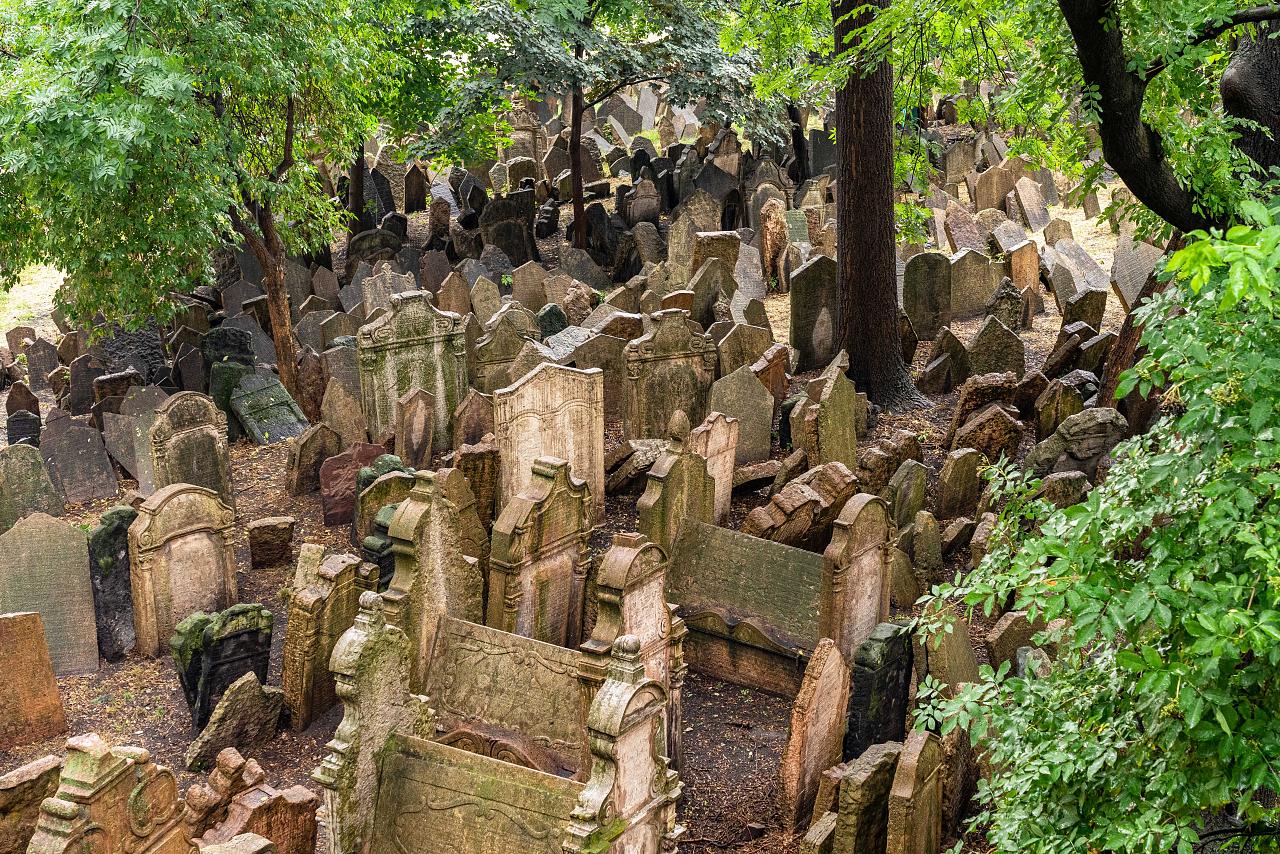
285, 423, 343, 496
42, 425, 116, 505
129, 484, 237, 656
320, 381, 369, 449
688, 412, 739, 524
789, 254, 840, 371
319, 443, 383, 526
0, 753, 63, 854
822, 494, 893, 661
142, 392, 234, 508
0, 613, 68, 749
24, 338, 58, 395
88, 506, 139, 662
623, 309, 716, 440
383, 468, 487, 689
394, 388, 434, 470
638, 416, 717, 556
844, 622, 913, 759
282, 551, 362, 731
25, 733, 191, 854
902, 252, 952, 339
492, 362, 604, 521
0, 513, 97, 674
357, 292, 469, 444
489, 457, 594, 648
832, 742, 904, 854
778, 638, 851, 830
6, 410, 41, 447
886, 730, 944, 854
184, 671, 284, 773
230, 374, 309, 445
171, 603, 274, 731
0, 443, 63, 536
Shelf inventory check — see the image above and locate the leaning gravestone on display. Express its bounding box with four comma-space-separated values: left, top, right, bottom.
789, 254, 840, 372
0, 512, 98, 675
24, 338, 58, 395
902, 252, 952, 340
886, 730, 943, 854
41, 424, 117, 505
128, 483, 238, 656
88, 506, 139, 662
833, 743, 904, 854
708, 365, 774, 464
6, 410, 41, 447
171, 603, 274, 731
0, 443, 63, 536
230, 374, 309, 444
778, 638, 852, 830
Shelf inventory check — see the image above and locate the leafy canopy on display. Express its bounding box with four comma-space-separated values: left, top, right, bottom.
0, 0, 385, 325
917, 200, 1280, 853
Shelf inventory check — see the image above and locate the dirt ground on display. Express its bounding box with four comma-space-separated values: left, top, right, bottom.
0, 180, 1125, 852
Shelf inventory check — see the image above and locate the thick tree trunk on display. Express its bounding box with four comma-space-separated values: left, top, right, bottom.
788, 103, 811, 181
1222, 22, 1280, 174
348, 147, 366, 236
833, 0, 926, 410
569, 80, 588, 250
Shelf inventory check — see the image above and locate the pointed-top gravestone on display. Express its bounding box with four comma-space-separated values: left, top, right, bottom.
0, 443, 63, 535
42, 424, 117, 505
394, 388, 434, 470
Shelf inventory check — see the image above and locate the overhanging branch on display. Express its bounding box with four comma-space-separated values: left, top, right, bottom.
1143, 4, 1280, 80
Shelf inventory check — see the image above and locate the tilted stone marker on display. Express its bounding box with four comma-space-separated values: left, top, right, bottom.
638, 415, 717, 557
282, 551, 363, 731
778, 638, 851, 830
88, 506, 139, 662
171, 603, 274, 731
0, 513, 97, 675
886, 730, 944, 854
41, 425, 116, 505
230, 374, 309, 445
0, 443, 64, 536
845, 623, 913, 759
0, 613, 68, 750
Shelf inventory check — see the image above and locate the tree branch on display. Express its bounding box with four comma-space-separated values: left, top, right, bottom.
272, 95, 296, 183
1144, 4, 1280, 81
586, 74, 668, 108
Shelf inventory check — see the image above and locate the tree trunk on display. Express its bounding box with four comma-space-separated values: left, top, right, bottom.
348, 146, 366, 237
1058, 0, 1223, 232
788, 103, 811, 181
569, 80, 588, 250
1222, 21, 1280, 175
238, 212, 302, 400
833, 0, 926, 410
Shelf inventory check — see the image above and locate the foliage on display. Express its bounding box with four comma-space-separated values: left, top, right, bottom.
418, 0, 787, 161
916, 198, 1280, 852
0, 0, 382, 327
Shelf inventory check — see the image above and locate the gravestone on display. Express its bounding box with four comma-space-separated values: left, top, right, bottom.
230, 374, 309, 444
949, 250, 996, 318
493, 362, 604, 520
0, 513, 97, 674
778, 638, 852, 829
707, 365, 774, 464
286, 423, 344, 496
623, 310, 716, 439
128, 484, 238, 656
184, 672, 284, 772
88, 506, 139, 661
320, 381, 369, 448
638, 416, 717, 557
145, 392, 234, 508
0, 444, 64, 536
489, 457, 594, 648
384, 469, 488, 689
394, 388, 434, 470
688, 412, 739, 524
833, 743, 904, 854
902, 252, 952, 339
936, 448, 982, 519
42, 425, 116, 504
67, 355, 105, 415
24, 338, 58, 395
789, 255, 840, 371
319, 443, 384, 526
822, 495, 893, 661
886, 730, 943, 854
171, 603, 274, 731
844, 623, 913, 759
6, 409, 41, 447
357, 292, 469, 443
282, 552, 362, 730
0, 613, 68, 749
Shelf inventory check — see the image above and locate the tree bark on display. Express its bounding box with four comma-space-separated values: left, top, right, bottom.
1222, 21, 1280, 175
788, 103, 811, 181
348, 146, 366, 236
235, 211, 301, 400
569, 79, 588, 250
833, 0, 926, 410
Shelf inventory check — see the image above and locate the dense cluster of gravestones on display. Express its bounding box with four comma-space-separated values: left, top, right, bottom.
0, 82, 1154, 854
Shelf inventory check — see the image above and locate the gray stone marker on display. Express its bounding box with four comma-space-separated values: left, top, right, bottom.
230, 374, 309, 445
789, 254, 840, 372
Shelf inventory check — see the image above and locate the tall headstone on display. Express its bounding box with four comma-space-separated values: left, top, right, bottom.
357, 292, 468, 444
282, 552, 362, 730
844, 623, 913, 759
0, 513, 97, 674
88, 506, 139, 662
777, 638, 852, 829
789, 255, 840, 371
886, 730, 943, 854
394, 388, 434, 470
488, 457, 593, 647
821, 494, 893, 662
638, 416, 717, 557
708, 365, 774, 464
902, 252, 952, 339
128, 484, 237, 656
41, 425, 116, 505
170, 603, 274, 731
144, 392, 234, 508
492, 362, 604, 520
687, 412, 739, 524
623, 309, 716, 439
